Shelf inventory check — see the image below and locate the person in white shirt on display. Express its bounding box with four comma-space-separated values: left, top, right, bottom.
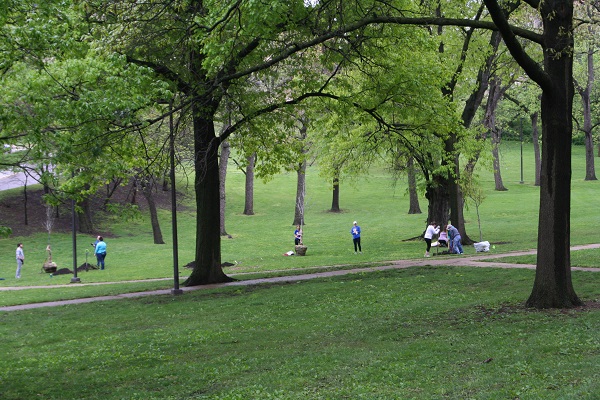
423, 222, 440, 257
15, 243, 24, 278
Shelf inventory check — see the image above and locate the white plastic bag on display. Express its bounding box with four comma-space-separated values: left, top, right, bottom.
473, 241, 490, 252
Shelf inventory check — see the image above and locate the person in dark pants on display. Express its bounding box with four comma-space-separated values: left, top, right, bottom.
423, 221, 440, 257
94, 236, 107, 269
294, 225, 302, 245
351, 221, 362, 254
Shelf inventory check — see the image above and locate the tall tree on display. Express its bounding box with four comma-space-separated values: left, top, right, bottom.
484, 75, 509, 191
243, 153, 256, 216
219, 139, 231, 236
573, 1, 599, 181
484, 0, 582, 308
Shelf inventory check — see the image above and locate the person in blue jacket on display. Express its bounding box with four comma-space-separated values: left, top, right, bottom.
94, 236, 108, 270
294, 225, 302, 245
350, 221, 362, 254
446, 224, 463, 254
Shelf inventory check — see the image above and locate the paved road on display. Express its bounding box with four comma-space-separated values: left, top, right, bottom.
0, 170, 40, 191
1, 243, 599, 312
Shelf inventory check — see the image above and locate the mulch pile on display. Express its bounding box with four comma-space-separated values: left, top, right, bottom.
51, 263, 99, 275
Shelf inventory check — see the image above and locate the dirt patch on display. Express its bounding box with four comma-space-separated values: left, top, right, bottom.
0, 180, 184, 237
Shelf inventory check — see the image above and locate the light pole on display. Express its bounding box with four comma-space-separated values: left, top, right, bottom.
170, 100, 183, 295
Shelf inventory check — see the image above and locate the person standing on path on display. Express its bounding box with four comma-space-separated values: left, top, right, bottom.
94, 236, 107, 270
351, 221, 362, 254
423, 221, 440, 257
447, 224, 463, 254
15, 243, 24, 278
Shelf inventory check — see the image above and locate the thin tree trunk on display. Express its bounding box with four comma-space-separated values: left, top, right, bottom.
331, 175, 341, 212
407, 157, 421, 214
243, 152, 256, 215
23, 178, 28, 226
130, 178, 138, 205
484, 76, 508, 191
293, 121, 308, 226
219, 140, 230, 236
531, 111, 541, 186
491, 130, 507, 191
293, 159, 307, 226
141, 178, 165, 244
577, 43, 596, 180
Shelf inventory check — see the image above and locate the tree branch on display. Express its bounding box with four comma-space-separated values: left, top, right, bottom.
217, 15, 543, 86
483, 0, 551, 91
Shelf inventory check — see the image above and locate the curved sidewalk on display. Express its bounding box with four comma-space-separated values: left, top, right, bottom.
2, 243, 599, 312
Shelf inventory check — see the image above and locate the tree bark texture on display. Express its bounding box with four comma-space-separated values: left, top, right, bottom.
243, 152, 256, 215
331, 176, 340, 212
293, 159, 307, 226
407, 157, 421, 214
185, 113, 232, 286
425, 173, 450, 228
141, 178, 165, 244
526, 0, 581, 308
446, 139, 472, 245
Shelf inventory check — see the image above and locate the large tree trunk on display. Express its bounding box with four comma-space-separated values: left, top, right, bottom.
446, 140, 473, 245
185, 114, 232, 286
525, 0, 581, 308
77, 196, 94, 234
407, 157, 421, 214
425, 173, 450, 227
141, 177, 165, 244
219, 140, 230, 236
243, 152, 256, 215
331, 175, 341, 212
531, 111, 541, 186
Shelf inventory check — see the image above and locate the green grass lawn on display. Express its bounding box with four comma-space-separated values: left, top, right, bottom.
0, 142, 599, 302
0, 142, 599, 398
0, 267, 598, 399
485, 248, 600, 268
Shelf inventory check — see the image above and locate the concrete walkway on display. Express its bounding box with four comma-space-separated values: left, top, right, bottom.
2, 243, 599, 312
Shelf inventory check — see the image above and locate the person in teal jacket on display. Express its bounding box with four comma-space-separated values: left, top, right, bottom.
94, 236, 107, 270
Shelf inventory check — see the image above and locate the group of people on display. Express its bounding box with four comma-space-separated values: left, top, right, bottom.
11, 235, 108, 279
293, 221, 363, 254
424, 221, 463, 257
293, 219, 464, 257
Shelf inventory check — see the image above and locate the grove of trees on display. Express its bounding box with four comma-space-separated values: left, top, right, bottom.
1, 0, 599, 308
